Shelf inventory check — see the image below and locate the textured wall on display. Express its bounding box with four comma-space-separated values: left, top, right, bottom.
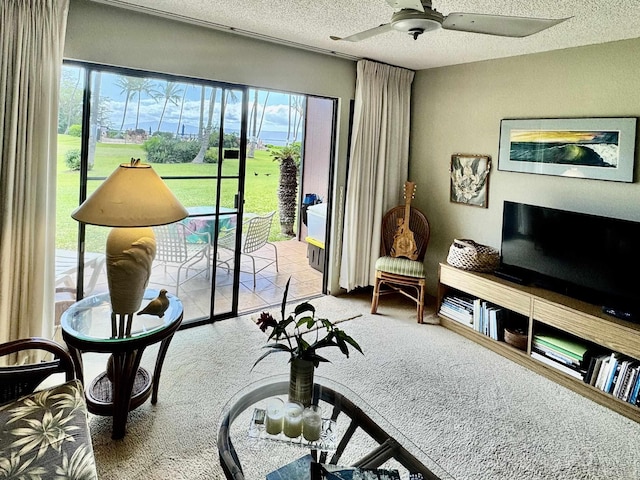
411, 37, 640, 294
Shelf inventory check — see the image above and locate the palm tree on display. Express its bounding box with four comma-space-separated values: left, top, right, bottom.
271, 144, 301, 236
192, 86, 217, 163
115, 76, 136, 132
248, 89, 270, 158
175, 85, 190, 137
131, 78, 156, 130
248, 89, 259, 158
155, 81, 183, 133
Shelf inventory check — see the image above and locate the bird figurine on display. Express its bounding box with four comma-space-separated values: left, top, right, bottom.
137, 289, 170, 318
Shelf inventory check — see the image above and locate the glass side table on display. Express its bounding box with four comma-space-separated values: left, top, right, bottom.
61, 289, 183, 439
218, 375, 454, 480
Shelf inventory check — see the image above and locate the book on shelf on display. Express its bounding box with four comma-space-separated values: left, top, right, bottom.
595, 355, 613, 391
531, 351, 585, 380
533, 344, 581, 368
584, 354, 608, 386
630, 370, 640, 405
604, 353, 622, 394
533, 334, 587, 363
439, 294, 473, 325
439, 304, 472, 325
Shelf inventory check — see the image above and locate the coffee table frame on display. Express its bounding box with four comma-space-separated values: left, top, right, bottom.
218, 376, 450, 479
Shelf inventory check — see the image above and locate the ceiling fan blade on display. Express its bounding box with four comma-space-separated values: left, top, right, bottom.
330, 23, 393, 42
442, 12, 570, 37
385, 0, 424, 12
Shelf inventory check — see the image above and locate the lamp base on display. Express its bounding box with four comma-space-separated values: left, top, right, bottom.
106, 227, 156, 316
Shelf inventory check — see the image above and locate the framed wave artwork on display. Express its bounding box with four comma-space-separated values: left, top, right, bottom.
498, 117, 637, 182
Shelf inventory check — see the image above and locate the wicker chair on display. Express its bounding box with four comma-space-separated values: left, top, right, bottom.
370, 205, 431, 322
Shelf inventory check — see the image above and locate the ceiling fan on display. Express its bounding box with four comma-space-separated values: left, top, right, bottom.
330, 0, 570, 42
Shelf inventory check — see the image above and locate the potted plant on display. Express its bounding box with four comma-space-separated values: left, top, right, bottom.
253, 278, 362, 406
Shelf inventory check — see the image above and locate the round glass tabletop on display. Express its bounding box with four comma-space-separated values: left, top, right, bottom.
218, 375, 454, 480
61, 289, 183, 344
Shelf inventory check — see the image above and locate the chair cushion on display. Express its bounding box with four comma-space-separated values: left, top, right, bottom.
0, 379, 97, 479
375, 256, 426, 278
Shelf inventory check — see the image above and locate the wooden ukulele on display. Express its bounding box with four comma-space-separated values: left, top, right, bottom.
391, 181, 419, 260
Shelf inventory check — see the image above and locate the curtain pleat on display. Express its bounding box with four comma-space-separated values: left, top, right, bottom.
339, 60, 414, 291
0, 0, 70, 347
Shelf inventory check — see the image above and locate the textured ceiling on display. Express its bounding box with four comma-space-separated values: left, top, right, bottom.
91, 0, 640, 70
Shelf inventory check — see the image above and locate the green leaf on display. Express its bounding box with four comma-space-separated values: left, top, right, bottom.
320, 318, 334, 329
295, 316, 315, 329
281, 277, 291, 320
251, 347, 291, 370
336, 329, 363, 354
294, 302, 315, 316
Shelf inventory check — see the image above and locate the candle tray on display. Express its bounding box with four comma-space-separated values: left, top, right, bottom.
248, 408, 337, 451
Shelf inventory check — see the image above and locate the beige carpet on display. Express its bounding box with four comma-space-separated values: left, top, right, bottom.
87, 291, 640, 479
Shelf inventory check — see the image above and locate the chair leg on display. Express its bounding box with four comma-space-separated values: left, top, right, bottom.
417, 281, 426, 323
371, 274, 381, 314
269, 242, 279, 272
250, 256, 257, 289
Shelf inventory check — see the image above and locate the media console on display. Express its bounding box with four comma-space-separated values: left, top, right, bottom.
437, 262, 640, 424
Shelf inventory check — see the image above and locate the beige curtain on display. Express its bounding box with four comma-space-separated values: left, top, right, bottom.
0, 0, 70, 346
339, 60, 415, 291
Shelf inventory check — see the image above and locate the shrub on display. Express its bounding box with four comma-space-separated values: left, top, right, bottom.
64, 148, 82, 171
204, 148, 218, 164
67, 124, 82, 137
172, 140, 201, 163
142, 136, 173, 163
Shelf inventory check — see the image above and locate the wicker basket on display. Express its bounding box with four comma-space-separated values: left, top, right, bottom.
504, 328, 528, 351
446, 239, 500, 272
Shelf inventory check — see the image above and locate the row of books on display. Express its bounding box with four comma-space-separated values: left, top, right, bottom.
471, 298, 504, 341
584, 353, 640, 405
531, 333, 589, 380
438, 293, 474, 326
438, 294, 505, 341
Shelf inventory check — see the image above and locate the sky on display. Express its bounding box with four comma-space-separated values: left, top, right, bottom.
64, 67, 305, 142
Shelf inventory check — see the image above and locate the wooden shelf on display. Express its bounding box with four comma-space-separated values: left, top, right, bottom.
437, 263, 640, 424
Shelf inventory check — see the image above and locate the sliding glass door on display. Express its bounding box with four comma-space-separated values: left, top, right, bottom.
57, 62, 248, 325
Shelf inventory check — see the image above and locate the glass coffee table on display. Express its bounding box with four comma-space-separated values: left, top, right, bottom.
218, 375, 453, 479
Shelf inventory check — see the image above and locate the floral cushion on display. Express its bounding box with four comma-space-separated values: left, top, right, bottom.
0, 379, 97, 479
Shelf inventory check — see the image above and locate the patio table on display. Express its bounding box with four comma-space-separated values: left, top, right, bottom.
183, 206, 237, 244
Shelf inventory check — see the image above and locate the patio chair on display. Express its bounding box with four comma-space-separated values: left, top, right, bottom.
153, 222, 211, 296
217, 211, 278, 289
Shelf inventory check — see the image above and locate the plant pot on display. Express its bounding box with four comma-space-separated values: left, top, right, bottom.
289, 358, 314, 407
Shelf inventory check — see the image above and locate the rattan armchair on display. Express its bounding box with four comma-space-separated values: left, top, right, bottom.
370, 205, 431, 322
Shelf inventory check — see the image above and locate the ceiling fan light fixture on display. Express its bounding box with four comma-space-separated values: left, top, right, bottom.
391, 9, 443, 34
408, 27, 425, 40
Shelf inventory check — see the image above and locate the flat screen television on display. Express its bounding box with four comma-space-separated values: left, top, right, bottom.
498, 201, 640, 321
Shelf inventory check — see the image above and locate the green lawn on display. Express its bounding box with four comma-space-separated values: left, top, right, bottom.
56, 135, 290, 252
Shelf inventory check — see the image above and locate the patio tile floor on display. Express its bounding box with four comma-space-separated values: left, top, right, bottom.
85, 239, 323, 323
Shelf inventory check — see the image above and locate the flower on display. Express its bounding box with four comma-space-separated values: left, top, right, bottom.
253, 278, 363, 369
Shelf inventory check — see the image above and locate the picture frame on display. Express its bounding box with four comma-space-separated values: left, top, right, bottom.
450, 153, 491, 208
498, 117, 637, 182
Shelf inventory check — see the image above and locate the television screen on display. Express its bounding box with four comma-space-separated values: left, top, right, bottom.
499, 201, 640, 318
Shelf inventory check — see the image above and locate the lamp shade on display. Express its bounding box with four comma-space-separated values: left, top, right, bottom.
71, 161, 188, 227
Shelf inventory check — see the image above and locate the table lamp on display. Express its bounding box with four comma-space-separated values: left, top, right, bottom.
71, 158, 188, 334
